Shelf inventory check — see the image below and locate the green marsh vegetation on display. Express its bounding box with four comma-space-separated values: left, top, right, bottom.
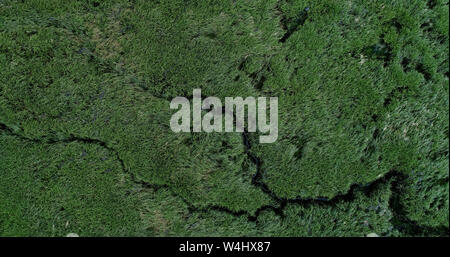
0, 0, 448, 236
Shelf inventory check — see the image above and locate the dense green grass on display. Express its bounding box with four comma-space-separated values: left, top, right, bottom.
0, 0, 448, 236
